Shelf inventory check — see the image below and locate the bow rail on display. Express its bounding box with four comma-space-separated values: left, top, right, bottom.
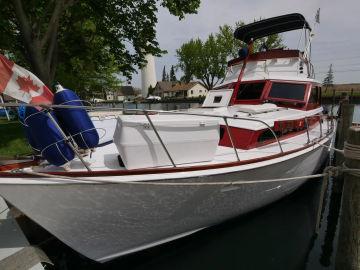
1, 103, 334, 167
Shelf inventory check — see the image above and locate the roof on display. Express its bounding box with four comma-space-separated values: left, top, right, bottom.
155, 81, 175, 91
119, 86, 136, 96
234, 13, 311, 43
166, 82, 199, 92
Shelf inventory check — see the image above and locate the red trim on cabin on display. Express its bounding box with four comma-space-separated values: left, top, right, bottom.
0, 134, 330, 179
219, 116, 321, 150
229, 79, 321, 111
230, 80, 270, 105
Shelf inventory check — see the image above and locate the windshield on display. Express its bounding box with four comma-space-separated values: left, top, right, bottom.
268, 82, 306, 101
236, 82, 265, 100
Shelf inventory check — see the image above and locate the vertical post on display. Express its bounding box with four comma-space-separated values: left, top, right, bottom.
223, 117, 240, 161
144, 111, 176, 167
331, 88, 336, 115
46, 112, 92, 171
319, 115, 323, 138
0, 95, 10, 121
335, 127, 360, 270
335, 103, 355, 166
304, 117, 311, 144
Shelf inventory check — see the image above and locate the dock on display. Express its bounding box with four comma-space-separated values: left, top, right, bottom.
0, 196, 50, 270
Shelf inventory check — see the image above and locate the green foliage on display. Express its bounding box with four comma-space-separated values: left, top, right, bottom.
323, 64, 334, 88
0, 120, 31, 157
162, 66, 167, 81
161, 0, 201, 19
170, 65, 177, 81
148, 85, 155, 96
176, 20, 283, 89
0, 0, 200, 97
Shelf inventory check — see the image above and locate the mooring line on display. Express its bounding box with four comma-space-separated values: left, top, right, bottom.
8, 169, 330, 186
9, 165, 360, 186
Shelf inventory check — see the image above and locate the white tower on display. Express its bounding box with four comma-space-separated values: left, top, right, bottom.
141, 54, 157, 97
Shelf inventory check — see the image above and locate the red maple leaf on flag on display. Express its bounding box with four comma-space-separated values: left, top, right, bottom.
16, 75, 40, 93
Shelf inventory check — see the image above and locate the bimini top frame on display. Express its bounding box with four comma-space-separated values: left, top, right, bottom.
234, 13, 311, 43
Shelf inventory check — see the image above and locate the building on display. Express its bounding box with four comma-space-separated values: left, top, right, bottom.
106, 86, 141, 102
153, 81, 208, 99
153, 81, 175, 98
141, 54, 157, 97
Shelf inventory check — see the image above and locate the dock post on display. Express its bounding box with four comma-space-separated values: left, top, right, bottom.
335, 103, 354, 166
335, 127, 360, 270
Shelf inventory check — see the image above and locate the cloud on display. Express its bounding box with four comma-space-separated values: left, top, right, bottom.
131, 0, 360, 87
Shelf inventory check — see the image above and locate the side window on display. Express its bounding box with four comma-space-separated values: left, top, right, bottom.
268, 83, 306, 101
213, 96, 222, 103
309, 86, 319, 103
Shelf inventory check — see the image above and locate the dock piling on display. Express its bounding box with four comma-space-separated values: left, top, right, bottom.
335, 127, 360, 270
335, 103, 354, 166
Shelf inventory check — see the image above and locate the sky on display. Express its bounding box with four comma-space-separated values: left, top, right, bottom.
131, 0, 360, 87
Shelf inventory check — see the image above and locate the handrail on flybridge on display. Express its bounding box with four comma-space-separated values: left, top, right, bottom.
1, 103, 334, 167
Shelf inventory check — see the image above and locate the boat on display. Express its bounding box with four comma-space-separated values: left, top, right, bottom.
0, 13, 335, 262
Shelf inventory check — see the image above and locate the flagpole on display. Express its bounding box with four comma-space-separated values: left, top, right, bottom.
303, 9, 320, 68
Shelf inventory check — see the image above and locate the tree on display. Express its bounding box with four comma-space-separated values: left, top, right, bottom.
162, 66, 167, 81
170, 65, 177, 81
0, 0, 200, 89
323, 64, 334, 88
176, 20, 283, 89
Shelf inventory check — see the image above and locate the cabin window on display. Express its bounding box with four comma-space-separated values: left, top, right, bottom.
268, 83, 306, 101
309, 86, 320, 103
213, 96, 222, 103
236, 82, 265, 100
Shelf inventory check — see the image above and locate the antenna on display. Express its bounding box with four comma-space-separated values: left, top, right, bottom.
303, 8, 320, 62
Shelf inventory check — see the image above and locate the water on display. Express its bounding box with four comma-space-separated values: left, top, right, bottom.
326, 104, 360, 122
18, 104, 360, 269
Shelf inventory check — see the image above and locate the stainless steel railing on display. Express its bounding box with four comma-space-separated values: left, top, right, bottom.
2, 103, 335, 168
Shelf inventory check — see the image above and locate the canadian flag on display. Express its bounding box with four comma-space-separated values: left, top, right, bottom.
0, 54, 53, 104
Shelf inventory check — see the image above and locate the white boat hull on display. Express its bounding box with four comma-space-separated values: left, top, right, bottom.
0, 141, 329, 262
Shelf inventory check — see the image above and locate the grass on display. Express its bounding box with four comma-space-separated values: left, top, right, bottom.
0, 118, 32, 157
322, 90, 360, 98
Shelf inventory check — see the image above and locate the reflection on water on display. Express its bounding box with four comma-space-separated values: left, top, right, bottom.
305, 177, 340, 270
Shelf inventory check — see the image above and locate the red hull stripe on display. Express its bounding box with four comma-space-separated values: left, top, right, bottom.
0, 160, 39, 172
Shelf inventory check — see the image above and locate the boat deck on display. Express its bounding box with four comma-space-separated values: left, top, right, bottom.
32, 120, 331, 173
